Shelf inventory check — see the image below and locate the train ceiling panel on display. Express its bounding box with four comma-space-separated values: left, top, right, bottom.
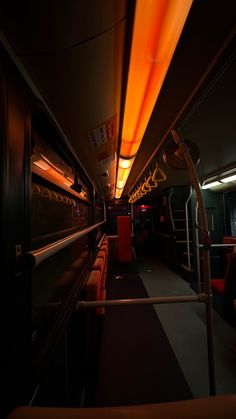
0, 0, 128, 199
128, 50, 236, 199
123, 1, 236, 196
0, 1, 235, 199
0, 1, 127, 53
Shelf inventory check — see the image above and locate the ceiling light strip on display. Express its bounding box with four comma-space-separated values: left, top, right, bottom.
116, 0, 193, 197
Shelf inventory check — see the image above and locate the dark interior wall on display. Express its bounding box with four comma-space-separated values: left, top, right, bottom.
202, 190, 225, 243
1, 46, 36, 416
225, 191, 236, 237
202, 190, 225, 277
180, 51, 236, 180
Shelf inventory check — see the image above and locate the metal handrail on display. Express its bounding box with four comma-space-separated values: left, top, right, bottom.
198, 243, 236, 248
185, 186, 192, 270
195, 202, 201, 293
168, 187, 175, 232
97, 233, 106, 248
77, 293, 207, 310
29, 221, 106, 268
171, 129, 215, 396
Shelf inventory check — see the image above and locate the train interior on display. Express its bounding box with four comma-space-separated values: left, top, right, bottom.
1, 1, 236, 418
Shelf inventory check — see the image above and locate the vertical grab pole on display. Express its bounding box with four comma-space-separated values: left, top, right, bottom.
171, 129, 216, 396
195, 202, 202, 294
103, 200, 107, 222
185, 186, 192, 270
130, 203, 134, 235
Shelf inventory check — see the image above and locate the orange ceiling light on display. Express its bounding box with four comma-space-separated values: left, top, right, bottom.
116, 0, 193, 197
115, 188, 123, 199
115, 156, 135, 197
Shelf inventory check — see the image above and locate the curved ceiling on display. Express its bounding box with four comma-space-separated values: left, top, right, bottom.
0, 0, 129, 199
124, 0, 236, 196
0, 0, 235, 199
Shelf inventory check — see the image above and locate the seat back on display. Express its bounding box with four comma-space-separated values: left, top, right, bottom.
224, 252, 236, 297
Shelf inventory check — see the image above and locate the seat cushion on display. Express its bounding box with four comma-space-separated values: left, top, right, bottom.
211, 279, 225, 295
85, 270, 102, 301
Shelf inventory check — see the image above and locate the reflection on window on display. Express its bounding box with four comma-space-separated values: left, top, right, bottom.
95, 193, 104, 223
31, 237, 89, 358
32, 182, 89, 241
32, 131, 89, 202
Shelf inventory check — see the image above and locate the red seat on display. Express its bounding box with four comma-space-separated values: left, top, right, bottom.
100, 243, 108, 253
92, 257, 105, 278
97, 250, 106, 261
85, 270, 102, 301
117, 216, 132, 262
211, 252, 236, 296
85, 269, 106, 315
211, 279, 225, 295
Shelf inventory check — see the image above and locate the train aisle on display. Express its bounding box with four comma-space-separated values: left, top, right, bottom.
137, 242, 236, 397
85, 238, 192, 406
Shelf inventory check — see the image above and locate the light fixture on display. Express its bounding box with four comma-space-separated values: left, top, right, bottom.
115, 188, 123, 199
33, 159, 73, 187
116, 0, 193, 197
220, 174, 236, 183
33, 159, 50, 171
117, 179, 126, 189
201, 181, 221, 190
116, 156, 135, 197
201, 168, 236, 190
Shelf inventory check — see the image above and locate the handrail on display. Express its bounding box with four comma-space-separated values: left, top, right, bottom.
195, 202, 201, 293
168, 187, 175, 232
97, 233, 106, 248
198, 243, 236, 248
103, 201, 107, 222
77, 293, 206, 310
185, 186, 192, 270
171, 129, 215, 396
28, 221, 106, 268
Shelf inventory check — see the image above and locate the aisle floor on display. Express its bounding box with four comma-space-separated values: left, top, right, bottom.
137, 249, 236, 397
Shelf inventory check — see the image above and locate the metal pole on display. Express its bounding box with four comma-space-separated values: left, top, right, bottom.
130, 203, 134, 235
28, 385, 40, 406
185, 186, 192, 270
64, 330, 69, 402
171, 129, 216, 396
195, 202, 202, 294
168, 187, 175, 231
76, 293, 206, 310
199, 243, 236, 248
30, 221, 106, 267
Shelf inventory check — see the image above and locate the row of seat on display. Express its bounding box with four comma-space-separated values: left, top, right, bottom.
211, 237, 236, 326
211, 237, 236, 296
211, 252, 236, 296
85, 235, 109, 315
7, 394, 236, 419
82, 236, 109, 375
49, 250, 89, 302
